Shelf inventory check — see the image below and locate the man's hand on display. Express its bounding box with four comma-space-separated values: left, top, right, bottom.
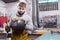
5, 24, 10, 33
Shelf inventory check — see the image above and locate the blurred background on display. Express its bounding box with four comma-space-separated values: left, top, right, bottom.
0, 0, 60, 40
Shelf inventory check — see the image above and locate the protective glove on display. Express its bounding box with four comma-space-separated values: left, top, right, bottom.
5, 24, 10, 33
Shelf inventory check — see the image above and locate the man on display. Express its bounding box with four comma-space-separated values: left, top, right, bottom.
6, 2, 34, 40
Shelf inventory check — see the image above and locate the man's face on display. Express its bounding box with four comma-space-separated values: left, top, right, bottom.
18, 6, 25, 14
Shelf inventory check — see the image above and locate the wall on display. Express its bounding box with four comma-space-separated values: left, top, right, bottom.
6, 2, 19, 18
39, 1, 60, 18
39, 1, 60, 28
6, 0, 32, 18
0, 0, 7, 16
0, 0, 32, 17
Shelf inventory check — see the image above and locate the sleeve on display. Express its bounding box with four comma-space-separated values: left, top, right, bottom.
25, 16, 34, 34
5, 16, 12, 32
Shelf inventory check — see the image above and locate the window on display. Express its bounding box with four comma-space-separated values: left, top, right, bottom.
38, 0, 58, 11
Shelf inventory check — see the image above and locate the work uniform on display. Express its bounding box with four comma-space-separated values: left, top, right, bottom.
9, 13, 34, 40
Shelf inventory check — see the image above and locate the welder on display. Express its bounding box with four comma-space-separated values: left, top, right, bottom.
5, 2, 34, 40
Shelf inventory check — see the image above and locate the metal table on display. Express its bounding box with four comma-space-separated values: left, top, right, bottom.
36, 31, 60, 40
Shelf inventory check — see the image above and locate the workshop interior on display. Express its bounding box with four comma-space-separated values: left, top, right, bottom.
0, 0, 60, 40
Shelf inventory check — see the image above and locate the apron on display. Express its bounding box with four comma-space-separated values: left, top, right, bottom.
11, 29, 28, 40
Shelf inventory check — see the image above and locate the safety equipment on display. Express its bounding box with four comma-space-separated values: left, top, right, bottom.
5, 17, 26, 35
5, 25, 10, 33
10, 17, 26, 36
10, 17, 26, 30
